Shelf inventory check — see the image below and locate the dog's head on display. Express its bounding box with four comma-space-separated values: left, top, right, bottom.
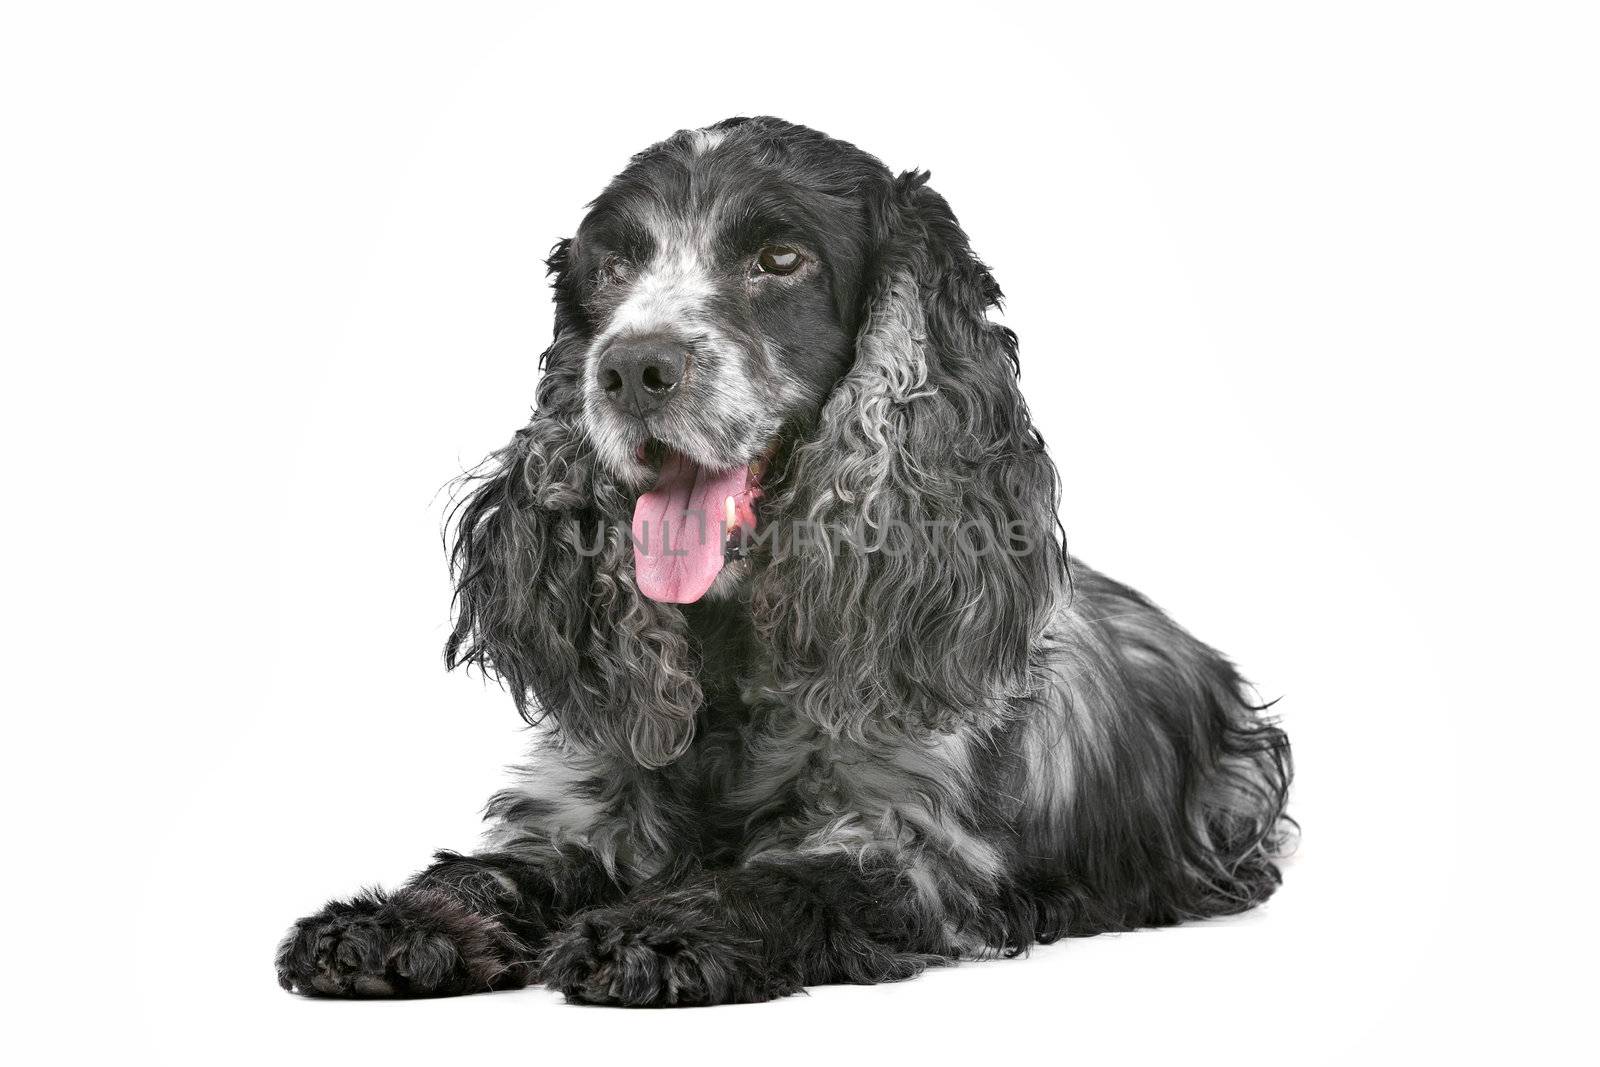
555, 119, 886, 602
449, 118, 1065, 764
572, 119, 874, 488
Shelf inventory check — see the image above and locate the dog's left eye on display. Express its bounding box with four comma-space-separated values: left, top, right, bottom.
754, 246, 803, 276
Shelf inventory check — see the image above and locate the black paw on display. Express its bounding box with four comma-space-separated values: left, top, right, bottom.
276, 887, 533, 997
541, 896, 799, 1007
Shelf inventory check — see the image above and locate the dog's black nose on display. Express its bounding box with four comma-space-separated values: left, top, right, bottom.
598, 337, 687, 417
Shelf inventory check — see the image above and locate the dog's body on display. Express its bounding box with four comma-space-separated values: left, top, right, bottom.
277, 118, 1292, 1006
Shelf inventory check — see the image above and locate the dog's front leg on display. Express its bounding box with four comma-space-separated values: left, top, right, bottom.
276, 844, 622, 997
541, 843, 992, 1007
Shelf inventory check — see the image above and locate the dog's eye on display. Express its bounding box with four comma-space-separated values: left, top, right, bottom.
754, 246, 803, 276
599, 254, 629, 284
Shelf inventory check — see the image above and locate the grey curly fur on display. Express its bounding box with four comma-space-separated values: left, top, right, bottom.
445, 342, 703, 767
754, 177, 1065, 740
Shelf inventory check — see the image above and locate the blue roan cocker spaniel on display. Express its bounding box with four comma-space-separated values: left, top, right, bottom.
277, 116, 1294, 1006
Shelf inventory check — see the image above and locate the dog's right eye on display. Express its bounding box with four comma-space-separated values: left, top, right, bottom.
599, 254, 629, 283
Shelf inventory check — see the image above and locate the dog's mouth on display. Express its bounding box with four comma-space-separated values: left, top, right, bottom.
629, 441, 769, 604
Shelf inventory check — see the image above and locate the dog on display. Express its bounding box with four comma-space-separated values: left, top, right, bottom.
276, 116, 1293, 1006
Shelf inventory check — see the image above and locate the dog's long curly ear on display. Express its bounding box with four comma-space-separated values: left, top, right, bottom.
756, 171, 1066, 737
445, 240, 701, 768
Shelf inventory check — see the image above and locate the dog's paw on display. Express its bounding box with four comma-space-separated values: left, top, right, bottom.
275, 887, 532, 997
542, 898, 799, 1007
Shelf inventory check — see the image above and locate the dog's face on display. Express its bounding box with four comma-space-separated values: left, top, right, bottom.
568, 124, 879, 490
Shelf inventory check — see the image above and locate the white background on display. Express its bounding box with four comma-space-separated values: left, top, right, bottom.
3, 3, 1594, 1064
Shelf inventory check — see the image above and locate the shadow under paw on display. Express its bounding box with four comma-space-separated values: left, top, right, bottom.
276, 887, 532, 997
542, 900, 798, 1007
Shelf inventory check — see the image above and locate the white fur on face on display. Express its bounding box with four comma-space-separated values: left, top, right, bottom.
579, 206, 790, 480
589, 214, 720, 353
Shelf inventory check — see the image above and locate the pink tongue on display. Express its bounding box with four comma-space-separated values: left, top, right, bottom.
632, 452, 747, 604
